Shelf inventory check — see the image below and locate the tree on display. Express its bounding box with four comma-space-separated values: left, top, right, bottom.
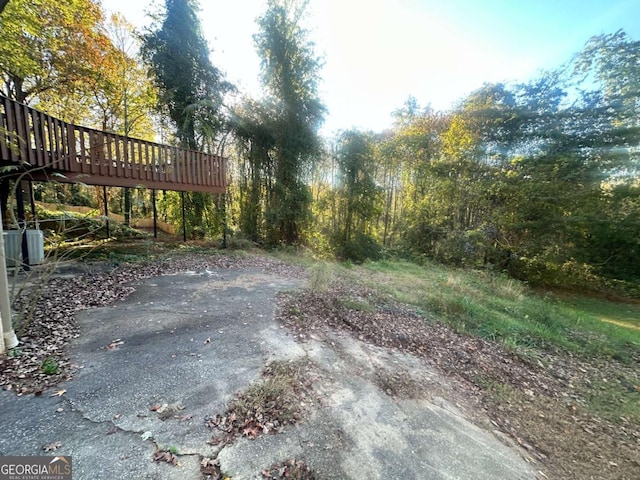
231, 99, 276, 243
142, 0, 232, 238
141, 0, 230, 150
254, 0, 325, 245
94, 14, 157, 139
98, 13, 158, 226
0, 0, 112, 104
333, 130, 381, 262
382, 100, 451, 257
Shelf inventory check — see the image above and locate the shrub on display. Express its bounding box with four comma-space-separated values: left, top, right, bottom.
334, 232, 382, 264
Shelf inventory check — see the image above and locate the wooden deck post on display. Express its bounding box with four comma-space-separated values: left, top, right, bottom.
181, 191, 186, 242
15, 181, 29, 271
152, 189, 157, 239
103, 185, 110, 238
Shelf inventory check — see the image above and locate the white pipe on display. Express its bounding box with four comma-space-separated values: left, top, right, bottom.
0, 208, 18, 352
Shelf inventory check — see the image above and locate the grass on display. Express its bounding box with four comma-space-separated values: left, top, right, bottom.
557, 295, 640, 331
40, 357, 59, 375
587, 378, 640, 423
344, 259, 640, 362
229, 360, 307, 426
307, 261, 333, 292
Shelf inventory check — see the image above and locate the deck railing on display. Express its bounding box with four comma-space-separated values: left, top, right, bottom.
0, 94, 226, 193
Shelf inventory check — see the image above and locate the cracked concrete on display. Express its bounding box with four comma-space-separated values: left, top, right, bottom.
0, 265, 539, 479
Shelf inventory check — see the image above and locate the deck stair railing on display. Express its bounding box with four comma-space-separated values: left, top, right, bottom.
0, 94, 226, 193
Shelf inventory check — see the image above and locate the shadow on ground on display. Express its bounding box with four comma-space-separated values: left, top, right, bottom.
0, 265, 538, 479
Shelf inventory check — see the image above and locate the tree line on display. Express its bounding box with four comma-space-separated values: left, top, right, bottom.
1, 0, 638, 292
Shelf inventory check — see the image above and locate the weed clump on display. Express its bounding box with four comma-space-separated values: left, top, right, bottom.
205, 360, 314, 444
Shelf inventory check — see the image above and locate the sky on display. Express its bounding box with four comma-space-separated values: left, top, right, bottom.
100, 0, 640, 135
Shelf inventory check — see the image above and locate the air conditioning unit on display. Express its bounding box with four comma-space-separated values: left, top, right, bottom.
2, 230, 45, 267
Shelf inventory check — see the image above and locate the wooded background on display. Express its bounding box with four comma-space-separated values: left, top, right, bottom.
1, 0, 638, 293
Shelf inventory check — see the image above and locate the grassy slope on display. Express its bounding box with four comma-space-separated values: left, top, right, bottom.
353, 259, 640, 362
294, 255, 640, 478
328, 259, 639, 428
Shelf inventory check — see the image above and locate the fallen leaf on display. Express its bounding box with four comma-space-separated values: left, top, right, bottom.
50, 389, 66, 397
200, 457, 221, 476
153, 450, 180, 466
242, 424, 261, 439
106, 340, 125, 350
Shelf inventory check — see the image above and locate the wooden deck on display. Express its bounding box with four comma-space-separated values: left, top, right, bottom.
0, 95, 226, 193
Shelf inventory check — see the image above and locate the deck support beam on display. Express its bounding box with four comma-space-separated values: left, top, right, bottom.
103, 186, 110, 238
152, 189, 157, 239
15, 181, 29, 271
181, 191, 186, 242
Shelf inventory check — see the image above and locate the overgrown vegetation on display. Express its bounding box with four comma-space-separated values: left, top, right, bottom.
354, 260, 640, 362
206, 359, 313, 445
0, 239, 636, 478
2, 1, 639, 297
3, 4, 634, 476
278, 255, 639, 479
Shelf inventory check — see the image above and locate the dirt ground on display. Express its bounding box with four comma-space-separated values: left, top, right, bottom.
1, 251, 638, 479
278, 280, 640, 480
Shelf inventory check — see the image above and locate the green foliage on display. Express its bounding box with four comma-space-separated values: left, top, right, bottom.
331, 32, 640, 293
231, 100, 276, 244
334, 232, 381, 264
40, 358, 59, 375
226, 233, 256, 251
254, 0, 325, 245
357, 259, 640, 361
334, 130, 381, 241
0, 0, 112, 103
140, 1, 230, 241
141, 0, 231, 149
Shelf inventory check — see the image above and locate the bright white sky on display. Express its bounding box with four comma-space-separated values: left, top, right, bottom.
101, 0, 640, 136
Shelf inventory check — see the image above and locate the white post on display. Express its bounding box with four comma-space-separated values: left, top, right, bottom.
0, 208, 18, 353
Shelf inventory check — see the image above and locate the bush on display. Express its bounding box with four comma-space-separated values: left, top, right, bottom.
334, 232, 382, 264
514, 255, 601, 290
432, 230, 487, 267
227, 233, 256, 251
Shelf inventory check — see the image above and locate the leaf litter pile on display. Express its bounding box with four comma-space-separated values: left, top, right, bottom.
277, 280, 640, 480
261, 458, 316, 480
2, 250, 638, 479
205, 359, 315, 445
0, 253, 304, 396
